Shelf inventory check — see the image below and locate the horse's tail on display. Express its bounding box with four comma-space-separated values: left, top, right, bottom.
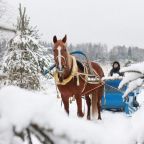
91, 92, 98, 119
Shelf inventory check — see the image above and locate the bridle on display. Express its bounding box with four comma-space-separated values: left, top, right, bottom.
55, 55, 67, 67
54, 47, 69, 74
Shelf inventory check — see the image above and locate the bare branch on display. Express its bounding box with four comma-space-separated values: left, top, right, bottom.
0, 25, 16, 33
26, 128, 33, 144
31, 124, 54, 144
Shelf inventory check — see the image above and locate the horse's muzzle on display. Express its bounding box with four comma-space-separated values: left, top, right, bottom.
56, 65, 64, 73
58, 72, 64, 82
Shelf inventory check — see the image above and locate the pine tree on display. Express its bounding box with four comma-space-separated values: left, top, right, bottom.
2, 4, 51, 90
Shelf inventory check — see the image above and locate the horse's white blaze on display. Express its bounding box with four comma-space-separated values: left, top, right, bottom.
57, 46, 62, 70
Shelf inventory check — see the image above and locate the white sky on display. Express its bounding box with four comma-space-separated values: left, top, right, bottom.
5, 0, 144, 49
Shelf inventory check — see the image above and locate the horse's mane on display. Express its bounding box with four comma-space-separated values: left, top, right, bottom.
76, 60, 84, 72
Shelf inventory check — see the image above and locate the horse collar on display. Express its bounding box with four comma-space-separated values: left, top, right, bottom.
54, 56, 78, 85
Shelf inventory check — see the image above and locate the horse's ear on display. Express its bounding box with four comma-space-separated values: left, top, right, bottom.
62, 35, 67, 43
53, 35, 57, 44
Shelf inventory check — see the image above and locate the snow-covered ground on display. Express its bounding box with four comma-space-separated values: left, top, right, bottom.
0, 80, 144, 144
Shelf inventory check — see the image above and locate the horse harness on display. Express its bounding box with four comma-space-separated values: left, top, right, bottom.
54, 56, 104, 95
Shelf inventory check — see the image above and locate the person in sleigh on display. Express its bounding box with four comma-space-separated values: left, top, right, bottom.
109, 61, 124, 77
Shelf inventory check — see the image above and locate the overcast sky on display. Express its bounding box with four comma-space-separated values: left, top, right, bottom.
5, 0, 144, 49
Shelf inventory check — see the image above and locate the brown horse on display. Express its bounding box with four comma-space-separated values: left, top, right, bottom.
53, 35, 104, 120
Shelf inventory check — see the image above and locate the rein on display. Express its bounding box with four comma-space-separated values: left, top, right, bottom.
55, 55, 67, 67
43, 50, 93, 75
78, 67, 104, 95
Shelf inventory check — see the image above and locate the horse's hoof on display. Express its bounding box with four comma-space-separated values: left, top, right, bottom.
65, 110, 69, 116
77, 112, 84, 117
98, 117, 102, 120
87, 116, 91, 120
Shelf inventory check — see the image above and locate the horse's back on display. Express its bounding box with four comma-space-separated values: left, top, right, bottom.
91, 62, 104, 78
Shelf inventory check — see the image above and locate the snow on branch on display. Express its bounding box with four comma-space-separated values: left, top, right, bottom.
120, 62, 144, 74
119, 62, 144, 97
119, 72, 143, 89
122, 78, 143, 97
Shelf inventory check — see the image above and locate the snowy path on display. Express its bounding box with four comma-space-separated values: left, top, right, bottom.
0, 83, 144, 144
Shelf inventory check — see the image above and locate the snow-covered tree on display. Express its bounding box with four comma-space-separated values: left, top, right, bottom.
2, 4, 51, 90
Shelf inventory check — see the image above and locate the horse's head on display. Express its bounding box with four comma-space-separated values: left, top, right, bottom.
53, 35, 69, 82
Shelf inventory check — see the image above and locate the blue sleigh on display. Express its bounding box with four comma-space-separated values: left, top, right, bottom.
101, 79, 139, 114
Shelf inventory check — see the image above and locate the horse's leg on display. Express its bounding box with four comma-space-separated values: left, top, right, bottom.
75, 95, 84, 117
91, 91, 98, 120
97, 96, 101, 120
97, 86, 104, 120
85, 95, 91, 120
61, 95, 69, 115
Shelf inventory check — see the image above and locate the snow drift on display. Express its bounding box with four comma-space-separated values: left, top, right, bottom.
0, 85, 144, 144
